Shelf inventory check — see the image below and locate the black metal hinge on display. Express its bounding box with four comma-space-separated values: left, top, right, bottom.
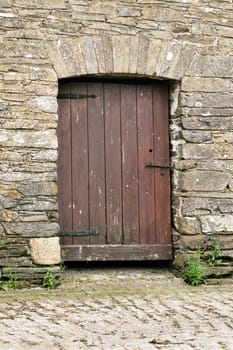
145, 163, 172, 175
59, 230, 99, 237
57, 93, 97, 100
145, 163, 172, 169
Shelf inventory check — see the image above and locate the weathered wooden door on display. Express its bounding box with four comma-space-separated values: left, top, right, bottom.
57, 80, 172, 261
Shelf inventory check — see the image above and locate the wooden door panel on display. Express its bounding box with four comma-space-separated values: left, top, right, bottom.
88, 83, 106, 244
121, 84, 139, 244
137, 85, 156, 244
153, 84, 171, 244
104, 84, 122, 244
71, 82, 89, 245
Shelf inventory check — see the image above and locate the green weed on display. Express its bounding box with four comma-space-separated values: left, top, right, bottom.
183, 253, 207, 286
0, 273, 17, 292
43, 268, 56, 290
0, 239, 6, 249
208, 243, 222, 266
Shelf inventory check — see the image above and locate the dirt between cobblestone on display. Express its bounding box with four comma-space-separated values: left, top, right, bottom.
0, 267, 232, 350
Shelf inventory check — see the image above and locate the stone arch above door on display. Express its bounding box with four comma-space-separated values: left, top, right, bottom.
46, 35, 196, 80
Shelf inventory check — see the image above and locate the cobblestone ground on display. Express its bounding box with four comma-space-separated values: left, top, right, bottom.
0, 267, 232, 350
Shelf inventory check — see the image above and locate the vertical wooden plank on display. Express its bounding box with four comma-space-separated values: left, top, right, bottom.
71, 82, 89, 244
121, 84, 139, 244
137, 84, 156, 244
104, 83, 122, 244
57, 82, 73, 245
88, 83, 106, 244
153, 83, 171, 244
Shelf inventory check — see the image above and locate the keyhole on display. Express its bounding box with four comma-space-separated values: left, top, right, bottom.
149, 149, 153, 152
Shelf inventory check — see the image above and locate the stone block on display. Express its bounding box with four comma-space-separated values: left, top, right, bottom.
187, 55, 233, 77
101, 36, 114, 73
0, 256, 33, 266
182, 198, 233, 217
93, 36, 106, 73
174, 216, 201, 235
30, 237, 61, 265
80, 36, 98, 74
112, 36, 131, 73
206, 265, 233, 278
181, 77, 232, 92
28, 96, 57, 113
196, 160, 233, 172
229, 179, 233, 192
181, 92, 233, 108
180, 171, 231, 191
0, 130, 58, 149
14, 0, 66, 8
2, 266, 60, 281
182, 130, 212, 143
145, 38, 162, 75
201, 215, 233, 234
2, 222, 60, 237
129, 36, 139, 73
180, 235, 206, 250
221, 250, 233, 258
17, 182, 57, 196
156, 40, 182, 78
181, 143, 233, 160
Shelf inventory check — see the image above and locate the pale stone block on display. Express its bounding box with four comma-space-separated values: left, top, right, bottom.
181, 143, 233, 160
30, 237, 61, 265
80, 36, 98, 74
0, 130, 58, 149
93, 36, 106, 73
129, 36, 139, 73
28, 96, 57, 113
180, 170, 231, 191
182, 77, 232, 92
201, 215, 233, 234
145, 38, 161, 76
182, 116, 233, 131
17, 182, 57, 196
102, 36, 113, 73
136, 36, 150, 74
112, 36, 131, 73
171, 46, 196, 79
47, 42, 72, 78
181, 92, 233, 108
174, 216, 201, 235
187, 55, 233, 77
156, 40, 183, 78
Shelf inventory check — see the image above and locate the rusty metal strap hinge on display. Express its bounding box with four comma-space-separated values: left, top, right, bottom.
145, 163, 172, 169
57, 93, 97, 100
145, 163, 172, 175
59, 230, 99, 237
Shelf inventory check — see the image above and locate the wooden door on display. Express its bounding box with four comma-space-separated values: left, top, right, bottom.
57, 80, 172, 261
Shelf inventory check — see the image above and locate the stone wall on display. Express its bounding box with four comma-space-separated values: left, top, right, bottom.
0, 0, 233, 280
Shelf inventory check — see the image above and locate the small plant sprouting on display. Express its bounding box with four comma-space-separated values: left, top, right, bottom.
183, 253, 207, 286
59, 250, 66, 273
208, 243, 222, 266
0, 239, 6, 249
59, 260, 65, 273
43, 268, 56, 290
0, 273, 17, 292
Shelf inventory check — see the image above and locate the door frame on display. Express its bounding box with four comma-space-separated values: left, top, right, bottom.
57, 77, 172, 261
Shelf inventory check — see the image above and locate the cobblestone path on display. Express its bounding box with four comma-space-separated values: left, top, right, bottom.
0, 268, 232, 350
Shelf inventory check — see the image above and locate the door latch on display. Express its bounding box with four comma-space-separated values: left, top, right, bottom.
145, 163, 172, 175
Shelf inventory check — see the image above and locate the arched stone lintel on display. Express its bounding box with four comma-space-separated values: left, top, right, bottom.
46, 35, 196, 81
